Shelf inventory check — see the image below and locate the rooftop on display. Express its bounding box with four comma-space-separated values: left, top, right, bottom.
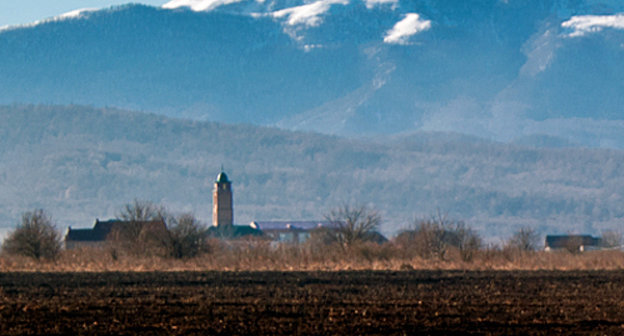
216, 171, 230, 183
251, 221, 341, 231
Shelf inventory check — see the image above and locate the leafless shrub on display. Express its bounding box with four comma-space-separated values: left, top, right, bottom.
506, 226, 540, 252
111, 199, 169, 256
116, 199, 166, 241
394, 219, 447, 259
454, 222, 482, 262
2, 209, 61, 260
303, 228, 341, 259
118, 199, 166, 222
601, 231, 623, 249
395, 212, 481, 262
480, 243, 504, 263
354, 242, 396, 262
501, 244, 523, 262
167, 213, 209, 259
325, 204, 382, 249
309, 227, 340, 246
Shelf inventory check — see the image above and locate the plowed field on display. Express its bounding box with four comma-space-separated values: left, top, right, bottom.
1, 271, 623, 335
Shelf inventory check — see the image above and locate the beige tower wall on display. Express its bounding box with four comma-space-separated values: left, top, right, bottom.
213, 182, 233, 227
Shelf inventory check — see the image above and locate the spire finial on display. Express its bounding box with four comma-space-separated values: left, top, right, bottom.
216, 168, 230, 183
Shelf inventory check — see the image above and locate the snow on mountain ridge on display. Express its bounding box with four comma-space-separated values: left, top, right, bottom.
1, 1, 624, 146
163, 0, 246, 11
59, 8, 100, 19
162, 0, 410, 42
562, 13, 624, 37
0, 7, 100, 32
163, 0, 399, 13
384, 13, 431, 45
271, 0, 349, 27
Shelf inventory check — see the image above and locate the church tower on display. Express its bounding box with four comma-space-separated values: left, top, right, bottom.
213, 171, 233, 227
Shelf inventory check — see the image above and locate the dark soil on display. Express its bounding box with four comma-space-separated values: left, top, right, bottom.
1, 271, 623, 335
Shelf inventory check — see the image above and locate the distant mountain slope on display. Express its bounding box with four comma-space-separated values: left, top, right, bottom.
1, 105, 624, 239
0, 1, 623, 146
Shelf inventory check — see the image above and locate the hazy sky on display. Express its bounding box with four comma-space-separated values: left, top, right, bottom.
0, 0, 168, 27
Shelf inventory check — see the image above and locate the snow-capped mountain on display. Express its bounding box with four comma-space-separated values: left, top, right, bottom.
1, 0, 623, 146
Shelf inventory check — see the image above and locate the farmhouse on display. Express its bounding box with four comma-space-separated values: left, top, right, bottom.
544, 235, 602, 252
64, 219, 167, 249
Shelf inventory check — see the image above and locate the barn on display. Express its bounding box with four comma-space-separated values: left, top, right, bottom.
65, 219, 168, 249
544, 235, 602, 252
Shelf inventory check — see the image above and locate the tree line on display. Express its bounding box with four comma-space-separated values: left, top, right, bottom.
3, 201, 622, 264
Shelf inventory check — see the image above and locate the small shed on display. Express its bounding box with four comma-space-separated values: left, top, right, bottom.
544, 235, 602, 252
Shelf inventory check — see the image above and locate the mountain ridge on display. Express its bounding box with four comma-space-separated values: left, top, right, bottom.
0, 1, 623, 147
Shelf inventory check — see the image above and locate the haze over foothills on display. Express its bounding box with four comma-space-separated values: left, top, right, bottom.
1, 0, 623, 241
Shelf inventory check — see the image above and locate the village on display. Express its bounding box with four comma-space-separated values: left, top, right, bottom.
1, 169, 621, 267
60, 170, 614, 255
63, 170, 387, 251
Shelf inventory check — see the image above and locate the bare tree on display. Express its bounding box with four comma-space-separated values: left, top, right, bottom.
2, 209, 61, 260
601, 231, 622, 249
395, 219, 447, 259
507, 226, 540, 252
395, 212, 481, 261
453, 221, 482, 262
116, 199, 166, 238
167, 213, 209, 259
325, 204, 381, 249
113, 199, 168, 254
118, 199, 166, 222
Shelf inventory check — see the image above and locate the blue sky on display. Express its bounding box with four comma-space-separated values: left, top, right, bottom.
0, 1, 168, 27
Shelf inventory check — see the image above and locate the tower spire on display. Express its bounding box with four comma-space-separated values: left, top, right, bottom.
213, 169, 233, 227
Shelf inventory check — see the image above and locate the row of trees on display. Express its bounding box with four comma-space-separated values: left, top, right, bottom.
1, 202, 622, 262
1, 200, 210, 260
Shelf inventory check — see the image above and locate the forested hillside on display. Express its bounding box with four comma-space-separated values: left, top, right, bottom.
1, 105, 623, 238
